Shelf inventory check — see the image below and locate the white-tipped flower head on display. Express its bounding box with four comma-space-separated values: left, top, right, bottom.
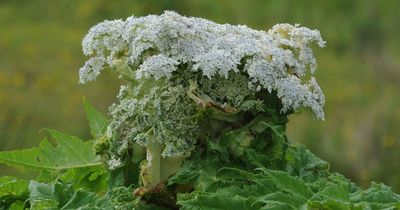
80, 11, 325, 120
80, 11, 327, 166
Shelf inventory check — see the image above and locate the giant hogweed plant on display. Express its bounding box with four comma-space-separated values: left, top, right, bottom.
0, 11, 399, 210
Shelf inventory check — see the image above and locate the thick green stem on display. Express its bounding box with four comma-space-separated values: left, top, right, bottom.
140, 144, 185, 190
139, 141, 185, 194
141, 137, 161, 189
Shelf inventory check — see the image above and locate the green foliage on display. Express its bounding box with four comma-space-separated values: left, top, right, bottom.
173, 143, 400, 210
0, 127, 108, 193
0, 129, 102, 171
108, 186, 171, 210
163, 111, 400, 209
83, 97, 109, 139
0, 102, 110, 209
28, 180, 111, 209
0, 98, 399, 209
0, 176, 28, 209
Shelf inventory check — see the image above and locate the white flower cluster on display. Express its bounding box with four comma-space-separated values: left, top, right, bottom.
80, 11, 326, 119
135, 54, 178, 80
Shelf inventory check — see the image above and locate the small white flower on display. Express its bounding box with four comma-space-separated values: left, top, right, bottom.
79, 57, 105, 84
136, 54, 179, 80
107, 157, 122, 170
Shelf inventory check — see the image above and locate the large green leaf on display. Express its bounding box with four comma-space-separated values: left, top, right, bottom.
261, 169, 313, 199
0, 129, 102, 171
351, 182, 400, 203
83, 98, 108, 139
28, 180, 112, 210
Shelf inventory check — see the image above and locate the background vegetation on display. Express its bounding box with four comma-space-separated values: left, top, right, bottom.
0, 0, 399, 191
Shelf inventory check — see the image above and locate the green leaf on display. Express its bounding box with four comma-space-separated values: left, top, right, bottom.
253, 191, 304, 208
261, 169, 312, 199
178, 193, 256, 210
8, 200, 25, 210
0, 176, 28, 198
0, 176, 29, 209
0, 129, 102, 171
28, 180, 112, 210
60, 190, 111, 209
28, 181, 60, 209
168, 153, 214, 187
351, 182, 400, 204
311, 183, 350, 202
109, 186, 172, 210
216, 167, 265, 182
83, 98, 109, 139
242, 148, 270, 168
306, 199, 352, 210
285, 145, 329, 182
259, 201, 296, 210
60, 165, 108, 193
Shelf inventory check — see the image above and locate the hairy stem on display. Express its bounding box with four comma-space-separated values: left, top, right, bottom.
141, 137, 161, 189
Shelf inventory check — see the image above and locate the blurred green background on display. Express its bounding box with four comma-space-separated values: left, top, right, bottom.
1, 0, 399, 191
